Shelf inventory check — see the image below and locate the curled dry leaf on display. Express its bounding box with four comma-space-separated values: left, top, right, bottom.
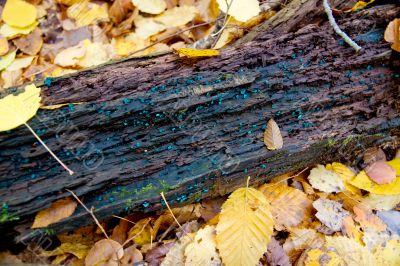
264, 118, 283, 150
265, 238, 291, 266
0, 37, 9, 56
13, 28, 43, 56
145, 241, 174, 265
85, 239, 124, 266
312, 198, 349, 232
384, 18, 400, 52
365, 160, 396, 185
54, 41, 86, 67
32, 197, 77, 228
109, 0, 134, 23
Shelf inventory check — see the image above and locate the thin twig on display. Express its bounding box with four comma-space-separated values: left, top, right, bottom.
323, 0, 361, 52
263, 167, 309, 188
24, 122, 74, 175
66, 189, 109, 239
212, 0, 234, 48
112, 215, 136, 225
121, 218, 151, 247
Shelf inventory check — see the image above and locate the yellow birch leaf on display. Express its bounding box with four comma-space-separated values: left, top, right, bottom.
259, 183, 312, 230
154, 6, 198, 27
216, 0, 260, 22
374, 239, 400, 265
387, 158, 400, 176
326, 162, 360, 194
0, 83, 40, 132
325, 236, 376, 266
184, 225, 221, 266
216, 187, 274, 266
54, 41, 87, 67
132, 0, 167, 15
0, 50, 16, 71
127, 218, 152, 246
40, 243, 90, 259
174, 48, 220, 58
264, 118, 283, 150
362, 193, 400, 211
78, 40, 111, 68
0, 22, 38, 39
6, 56, 35, 71
134, 16, 166, 39
308, 165, 345, 193
2, 0, 37, 28
67, 0, 109, 27
349, 170, 400, 195
32, 197, 77, 228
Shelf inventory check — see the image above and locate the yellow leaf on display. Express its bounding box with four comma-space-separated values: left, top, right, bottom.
0, 83, 40, 132
216, 187, 274, 266
184, 225, 221, 266
308, 165, 345, 193
2, 0, 37, 28
345, 0, 376, 13
325, 236, 376, 266
264, 118, 283, 150
78, 40, 111, 68
134, 15, 166, 39
326, 162, 360, 194
259, 183, 311, 230
362, 193, 400, 211
362, 228, 391, 252
67, 0, 109, 27
6, 56, 35, 71
349, 170, 400, 195
85, 239, 124, 266
132, 0, 167, 15
155, 6, 198, 27
374, 239, 400, 265
127, 218, 152, 246
0, 50, 16, 71
0, 21, 38, 39
216, 0, 260, 22
303, 248, 344, 266
174, 48, 220, 58
387, 158, 400, 176
40, 243, 90, 259
54, 41, 87, 67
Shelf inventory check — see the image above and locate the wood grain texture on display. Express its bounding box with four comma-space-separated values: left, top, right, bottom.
0, 4, 399, 244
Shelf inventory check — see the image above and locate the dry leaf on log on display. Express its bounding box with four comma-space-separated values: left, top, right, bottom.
32, 197, 77, 228
264, 118, 283, 150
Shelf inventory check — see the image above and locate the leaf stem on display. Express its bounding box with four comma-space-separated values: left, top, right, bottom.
24, 122, 74, 175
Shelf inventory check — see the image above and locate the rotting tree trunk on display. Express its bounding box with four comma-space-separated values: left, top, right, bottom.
0, 0, 399, 244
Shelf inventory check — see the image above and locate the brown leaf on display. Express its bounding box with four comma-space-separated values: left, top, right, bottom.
85, 239, 124, 266
32, 197, 77, 228
13, 28, 43, 55
62, 26, 92, 48
111, 219, 131, 244
109, 0, 134, 24
384, 19, 400, 52
265, 238, 291, 266
110, 9, 139, 37
363, 147, 386, 166
120, 246, 143, 266
0, 37, 9, 56
365, 160, 396, 185
145, 242, 174, 266
264, 118, 283, 150
200, 196, 226, 222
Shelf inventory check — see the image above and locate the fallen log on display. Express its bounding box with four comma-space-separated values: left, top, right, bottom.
0, 1, 399, 244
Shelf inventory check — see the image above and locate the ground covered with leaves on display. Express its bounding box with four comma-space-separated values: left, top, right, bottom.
1, 148, 399, 265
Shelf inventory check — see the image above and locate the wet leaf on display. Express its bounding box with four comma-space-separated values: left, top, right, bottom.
2, 0, 37, 28
85, 239, 124, 266
308, 165, 345, 193
365, 160, 396, 185
312, 198, 349, 232
32, 197, 77, 228
216, 187, 274, 266
264, 118, 283, 150
0, 83, 40, 132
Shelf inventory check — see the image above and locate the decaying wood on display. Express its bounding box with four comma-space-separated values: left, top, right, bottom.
0, 2, 399, 244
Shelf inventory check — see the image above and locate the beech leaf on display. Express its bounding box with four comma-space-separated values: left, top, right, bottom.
264, 118, 283, 150
32, 197, 77, 228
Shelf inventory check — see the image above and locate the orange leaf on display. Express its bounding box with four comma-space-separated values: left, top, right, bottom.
384, 19, 400, 52
32, 197, 77, 228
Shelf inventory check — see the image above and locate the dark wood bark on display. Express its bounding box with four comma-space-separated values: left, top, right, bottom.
0, 1, 399, 244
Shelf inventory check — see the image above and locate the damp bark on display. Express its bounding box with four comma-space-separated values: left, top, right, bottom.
0, 0, 399, 244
